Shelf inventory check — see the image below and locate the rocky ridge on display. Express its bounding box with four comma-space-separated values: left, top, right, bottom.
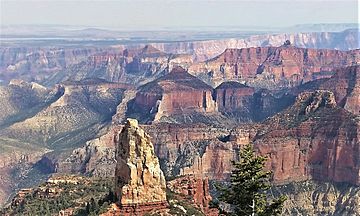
2, 29, 358, 85
189, 46, 360, 88
254, 90, 360, 185
151, 29, 359, 61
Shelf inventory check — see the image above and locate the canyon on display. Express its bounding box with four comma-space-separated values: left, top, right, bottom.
1, 29, 358, 86
0, 29, 360, 214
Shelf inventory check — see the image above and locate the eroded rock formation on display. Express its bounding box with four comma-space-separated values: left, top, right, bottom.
114, 119, 168, 214
128, 66, 221, 123
167, 175, 218, 215
254, 90, 360, 185
151, 29, 359, 61
189, 46, 360, 88
319, 65, 360, 115
46, 45, 193, 87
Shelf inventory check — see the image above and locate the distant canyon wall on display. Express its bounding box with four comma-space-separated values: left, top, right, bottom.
150, 29, 359, 61
1, 29, 358, 85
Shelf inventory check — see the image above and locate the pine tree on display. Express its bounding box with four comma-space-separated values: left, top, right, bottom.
218, 144, 286, 216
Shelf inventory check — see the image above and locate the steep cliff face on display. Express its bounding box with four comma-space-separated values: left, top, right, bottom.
189, 46, 360, 88
215, 81, 255, 122
320, 66, 360, 115
151, 29, 360, 61
215, 81, 255, 112
127, 66, 222, 124
291, 65, 360, 116
114, 119, 167, 214
254, 90, 360, 185
213, 81, 295, 122
146, 123, 231, 178
167, 175, 218, 215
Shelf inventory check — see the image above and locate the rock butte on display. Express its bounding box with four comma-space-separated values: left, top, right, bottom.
114, 119, 168, 215
130, 66, 218, 122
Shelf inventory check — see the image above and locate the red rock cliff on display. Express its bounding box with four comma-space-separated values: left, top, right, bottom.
130, 66, 218, 122
189, 46, 360, 88
254, 91, 360, 185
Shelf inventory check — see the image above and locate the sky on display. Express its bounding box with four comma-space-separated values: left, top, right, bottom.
0, 0, 359, 29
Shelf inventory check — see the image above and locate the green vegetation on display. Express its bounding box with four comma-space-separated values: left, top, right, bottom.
218, 144, 286, 216
166, 189, 205, 216
2, 176, 116, 216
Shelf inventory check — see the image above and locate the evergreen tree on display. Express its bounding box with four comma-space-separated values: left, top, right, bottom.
85, 202, 91, 214
218, 144, 286, 216
89, 197, 99, 213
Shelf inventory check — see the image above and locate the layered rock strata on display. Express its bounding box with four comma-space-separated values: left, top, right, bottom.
114, 119, 168, 215
189, 46, 360, 88
167, 175, 218, 215
128, 66, 219, 123
254, 90, 360, 185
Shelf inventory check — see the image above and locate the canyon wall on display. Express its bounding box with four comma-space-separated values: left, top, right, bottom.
254, 91, 360, 185
2, 29, 358, 85
189, 46, 360, 88
151, 29, 360, 61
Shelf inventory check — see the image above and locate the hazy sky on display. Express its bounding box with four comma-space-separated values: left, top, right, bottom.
1, 0, 358, 29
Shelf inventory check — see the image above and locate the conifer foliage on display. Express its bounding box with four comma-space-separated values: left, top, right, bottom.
218, 144, 286, 216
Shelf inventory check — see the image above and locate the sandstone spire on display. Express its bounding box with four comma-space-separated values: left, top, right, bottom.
114, 118, 167, 214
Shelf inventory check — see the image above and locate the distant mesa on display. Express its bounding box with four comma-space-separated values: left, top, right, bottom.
128, 66, 217, 123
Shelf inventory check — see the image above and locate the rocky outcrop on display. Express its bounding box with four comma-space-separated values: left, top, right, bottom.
56, 122, 234, 180
189, 46, 360, 88
320, 66, 360, 115
254, 90, 360, 185
167, 175, 218, 215
291, 65, 360, 116
128, 66, 220, 123
114, 119, 168, 214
